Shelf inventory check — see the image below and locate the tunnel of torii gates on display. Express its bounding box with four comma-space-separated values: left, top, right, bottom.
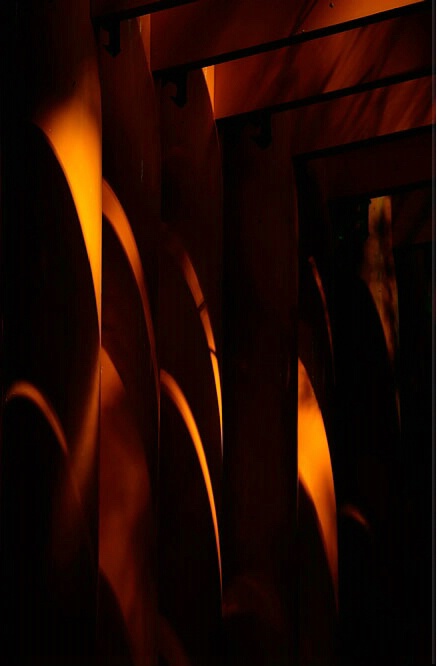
0, 0, 434, 664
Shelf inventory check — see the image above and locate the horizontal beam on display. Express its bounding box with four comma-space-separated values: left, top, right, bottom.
299, 126, 434, 202
270, 77, 434, 158
150, 0, 426, 72
92, 0, 197, 23
213, 8, 432, 119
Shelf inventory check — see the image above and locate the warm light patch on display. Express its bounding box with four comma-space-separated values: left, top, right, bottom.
5, 380, 92, 563
202, 66, 215, 111
209, 350, 222, 448
163, 228, 223, 451
361, 197, 399, 365
6, 381, 69, 456
29, 59, 102, 547
34, 61, 102, 330
160, 369, 222, 592
298, 359, 338, 605
138, 15, 151, 66
103, 179, 159, 403
360, 196, 400, 421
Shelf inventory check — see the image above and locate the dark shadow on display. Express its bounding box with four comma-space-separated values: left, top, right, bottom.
1, 122, 100, 477
158, 394, 222, 666
329, 243, 405, 663
336, 514, 375, 666
0, 399, 95, 662
297, 482, 337, 666
96, 571, 135, 666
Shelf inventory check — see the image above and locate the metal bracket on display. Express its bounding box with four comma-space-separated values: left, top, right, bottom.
251, 111, 272, 149
162, 70, 188, 107
101, 19, 121, 57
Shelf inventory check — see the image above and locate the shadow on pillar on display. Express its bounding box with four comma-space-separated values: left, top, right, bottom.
297, 484, 337, 666
0, 123, 100, 662
329, 249, 404, 663
0, 400, 96, 665
158, 395, 222, 666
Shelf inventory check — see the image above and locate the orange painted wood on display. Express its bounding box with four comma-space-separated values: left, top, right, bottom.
221, 114, 299, 661
156, 70, 223, 663
151, 0, 425, 71
0, 1, 102, 656
303, 127, 434, 201
98, 19, 160, 664
213, 8, 432, 118
158, 68, 223, 508
392, 186, 433, 246
284, 77, 434, 157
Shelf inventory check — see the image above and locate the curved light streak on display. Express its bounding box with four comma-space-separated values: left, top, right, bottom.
360, 196, 400, 423
308, 256, 334, 365
6, 381, 69, 457
34, 64, 102, 332
163, 227, 222, 452
4, 380, 93, 559
33, 61, 102, 508
102, 179, 160, 404
202, 66, 215, 111
160, 369, 222, 592
298, 358, 338, 606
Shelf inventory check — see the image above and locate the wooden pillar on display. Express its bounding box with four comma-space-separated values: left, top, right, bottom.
97, 16, 160, 666
0, 1, 102, 662
156, 68, 223, 665
221, 113, 298, 665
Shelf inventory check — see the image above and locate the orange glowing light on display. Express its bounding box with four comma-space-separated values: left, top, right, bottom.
5, 380, 93, 561
360, 196, 400, 421
163, 228, 223, 451
298, 359, 338, 604
360, 197, 399, 366
6, 381, 69, 456
102, 179, 160, 403
22, 53, 101, 528
34, 63, 102, 330
308, 256, 334, 364
160, 369, 222, 591
209, 350, 222, 445
202, 66, 215, 111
